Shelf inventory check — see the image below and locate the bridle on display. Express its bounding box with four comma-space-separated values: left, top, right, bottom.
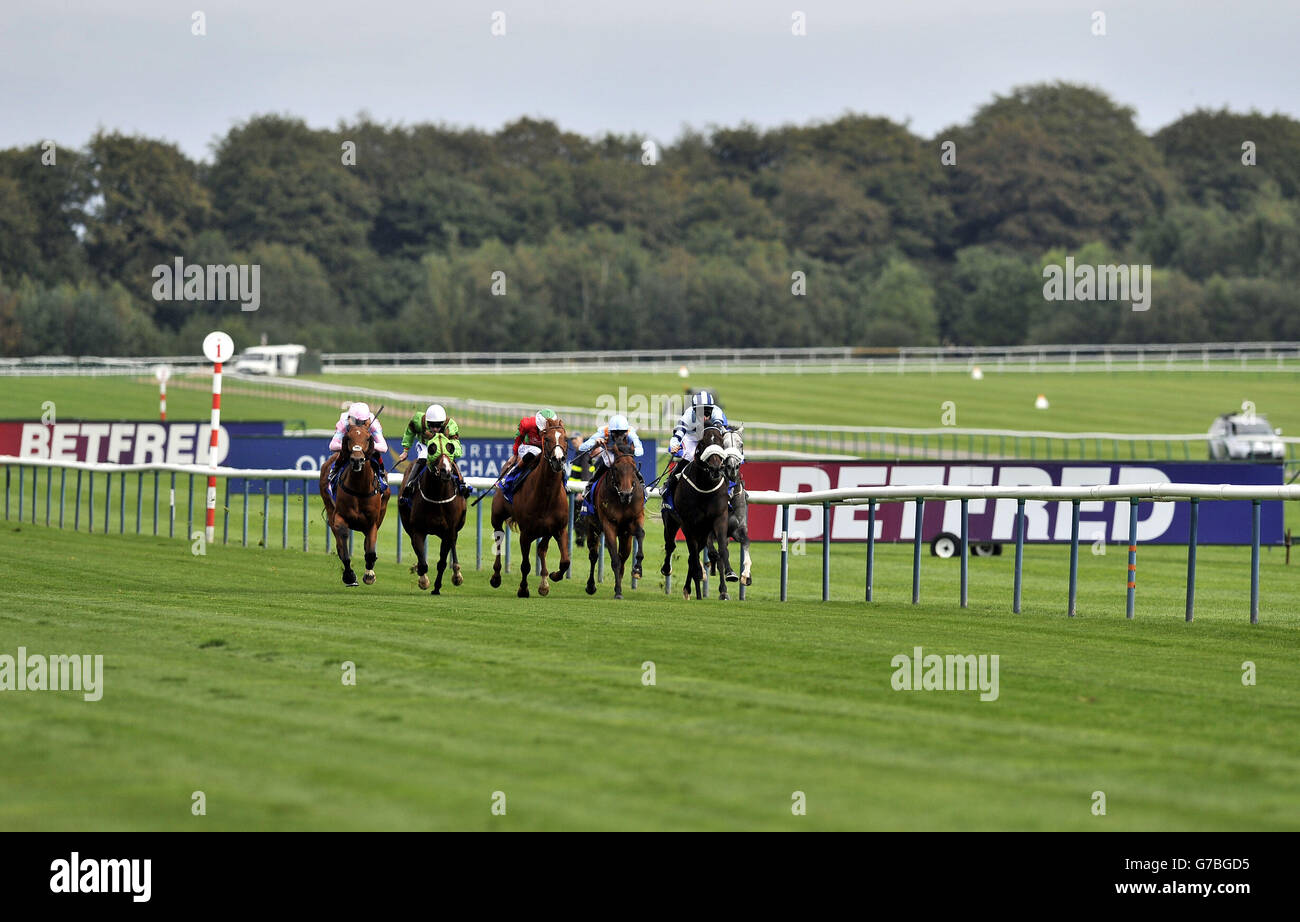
339, 422, 382, 497
416, 436, 458, 504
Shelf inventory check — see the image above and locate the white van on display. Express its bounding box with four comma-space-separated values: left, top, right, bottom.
231, 345, 307, 376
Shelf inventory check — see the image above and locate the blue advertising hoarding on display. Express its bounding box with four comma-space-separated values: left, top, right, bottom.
225, 437, 659, 492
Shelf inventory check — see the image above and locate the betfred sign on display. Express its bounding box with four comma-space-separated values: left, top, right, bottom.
0, 421, 280, 466
742, 461, 1284, 546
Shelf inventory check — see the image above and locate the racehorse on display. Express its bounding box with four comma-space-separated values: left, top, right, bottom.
706, 426, 752, 586
398, 433, 466, 594
490, 416, 571, 597
582, 434, 645, 599
661, 425, 733, 600
319, 419, 390, 587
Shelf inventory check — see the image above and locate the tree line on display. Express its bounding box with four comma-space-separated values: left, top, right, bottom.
2, 81, 1298, 356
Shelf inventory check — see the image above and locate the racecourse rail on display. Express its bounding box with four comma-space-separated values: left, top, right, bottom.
2, 456, 1293, 622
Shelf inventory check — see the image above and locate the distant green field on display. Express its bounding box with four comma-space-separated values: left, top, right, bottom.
2, 369, 1298, 438
2, 509, 1298, 831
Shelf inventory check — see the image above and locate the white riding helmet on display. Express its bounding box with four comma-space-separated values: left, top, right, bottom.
535, 408, 557, 431
608, 414, 629, 432
692, 390, 716, 410
426, 404, 447, 424
347, 402, 373, 423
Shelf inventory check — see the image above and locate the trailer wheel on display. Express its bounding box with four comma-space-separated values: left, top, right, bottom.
930, 533, 959, 558
972, 542, 1001, 557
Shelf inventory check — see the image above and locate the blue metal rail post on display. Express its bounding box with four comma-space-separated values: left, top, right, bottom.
1251, 498, 1261, 624
865, 499, 876, 602
1013, 498, 1025, 613
779, 504, 789, 602
1126, 498, 1138, 619
959, 497, 969, 608
821, 502, 830, 602
911, 497, 924, 604
1067, 500, 1080, 617
1185, 497, 1199, 622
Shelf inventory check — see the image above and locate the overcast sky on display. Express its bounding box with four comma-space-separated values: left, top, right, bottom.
2, 0, 1296, 161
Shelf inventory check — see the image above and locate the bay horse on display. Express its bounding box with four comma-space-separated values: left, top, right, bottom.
398, 433, 466, 594
490, 416, 571, 597
319, 419, 390, 587
706, 427, 752, 586
661, 425, 732, 600
582, 434, 646, 599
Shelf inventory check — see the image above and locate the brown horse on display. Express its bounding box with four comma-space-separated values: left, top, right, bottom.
582, 435, 646, 599
398, 433, 466, 594
319, 420, 390, 587
489, 417, 571, 597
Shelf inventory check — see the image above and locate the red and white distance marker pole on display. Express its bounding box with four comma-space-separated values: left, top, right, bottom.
201, 332, 234, 543
154, 364, 170, 421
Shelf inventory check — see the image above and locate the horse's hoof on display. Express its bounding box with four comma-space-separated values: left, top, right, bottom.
344, 578, 358, 588
745, 575, 753, 586
720, 594, 729, 601
661, 564, 672, 577
517, 588, 529, 598
363, 572, 376, 585
418, 574, 430, 590
490, 574, 501, 589
538, 583, 549, 597
431, 588, 440, 595
585, 583, 596, 595
725, 570, 739, 582
453, 573, 463, 586
614, 593, 623, 600
632, 568, 642, 579
548, 571, 564, 581
682, 590, 691, 601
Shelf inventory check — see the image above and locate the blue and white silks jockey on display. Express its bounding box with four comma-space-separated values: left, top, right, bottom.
576, 414, 644, 519
662, 390, 735, 510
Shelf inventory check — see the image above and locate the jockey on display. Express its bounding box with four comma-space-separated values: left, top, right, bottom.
661, 390, 728, 503
328, 402, 390, 490
576, 414, 643, 521
396, 404, 472, 502
506, 408, 558, 471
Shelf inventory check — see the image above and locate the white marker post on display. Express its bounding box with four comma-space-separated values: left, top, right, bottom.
154, 364, 170, 421
201, 332, 234, 543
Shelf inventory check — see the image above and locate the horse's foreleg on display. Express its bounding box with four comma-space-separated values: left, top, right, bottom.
585, 521, 599, 595
661, 518, 676, 578
331, 518, 356, 587
410, 528, 430, 591
433, 532, 452, 595
632, 522, 645, 580
613, 527, 631, 600
682, 533, 698, 600
490, 524, 505, 589
362, 523, 380, 585
549, 524, 570, 582
536, 535, 551, 596
713, 519, 731, 600
517, 534, 532, 598
738, 524, 752, 585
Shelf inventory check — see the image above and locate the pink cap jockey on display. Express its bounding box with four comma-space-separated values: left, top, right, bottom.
330, 402, 389, 453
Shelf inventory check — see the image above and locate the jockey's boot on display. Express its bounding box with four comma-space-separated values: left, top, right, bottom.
400, 460, 423, 505
661, 464, 680, 510
455, 468, 473, 498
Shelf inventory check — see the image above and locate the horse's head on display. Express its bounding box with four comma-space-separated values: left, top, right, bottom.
425, 433, 457, 481
543, 417, 568, 472
610, 435, 639, 504
343, 422, 373, 472
722, 426, 744, 482
695, 426, 727, 480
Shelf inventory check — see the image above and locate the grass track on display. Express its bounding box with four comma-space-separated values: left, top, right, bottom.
2, 517, 1298, 831
4, 369, 1300, 436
